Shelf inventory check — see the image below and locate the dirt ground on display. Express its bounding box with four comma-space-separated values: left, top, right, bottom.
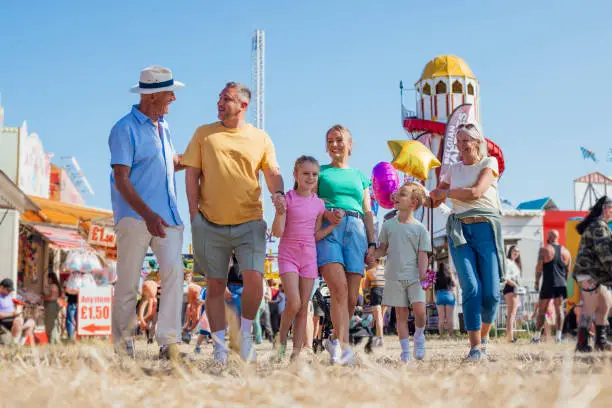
1, 336, 611, 407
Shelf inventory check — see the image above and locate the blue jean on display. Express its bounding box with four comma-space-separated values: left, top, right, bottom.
66, 303, 78, 339
316, 216, 367, 275
448, 222, 500, 332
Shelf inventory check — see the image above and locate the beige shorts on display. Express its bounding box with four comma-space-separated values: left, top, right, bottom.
383, 280, 426, 307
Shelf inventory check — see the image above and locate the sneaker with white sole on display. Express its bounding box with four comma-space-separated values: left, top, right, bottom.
465, 348, 484, 361
213, 344, 229, 366
323, 338, 342, 364
340, 347, 356, 366
240, 333, 257, 362
414, 334, 426, 360
374, 336, 384, 348
481, 337, 489, 356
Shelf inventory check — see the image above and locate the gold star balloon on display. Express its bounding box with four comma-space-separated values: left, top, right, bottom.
387, 140, 441, 181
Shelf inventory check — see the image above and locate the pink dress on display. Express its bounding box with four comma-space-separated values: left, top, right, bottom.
278, 190, 325, 279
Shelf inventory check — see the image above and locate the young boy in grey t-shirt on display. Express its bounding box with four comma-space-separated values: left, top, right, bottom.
372, 182, 431, 362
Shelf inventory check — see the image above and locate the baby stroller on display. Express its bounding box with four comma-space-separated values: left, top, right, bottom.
312, 280, 374, 354
350, 307, 374, 353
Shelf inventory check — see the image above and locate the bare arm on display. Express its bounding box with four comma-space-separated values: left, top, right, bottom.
372, 243, 389, 260
447, 168, 496, 201
315, 213, 336, 241
362, 187, 375, 243
418, 251, 429, 281
535, 248, 545, 290
271, 211, 286, 238
263, 167, 284, 195
429, 181, 450, 208
185, 166, 201, 222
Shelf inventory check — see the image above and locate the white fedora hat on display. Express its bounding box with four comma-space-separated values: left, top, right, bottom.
130, 66, 185, 94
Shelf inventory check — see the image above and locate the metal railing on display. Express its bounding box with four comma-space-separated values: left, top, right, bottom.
494, 289, 540, 335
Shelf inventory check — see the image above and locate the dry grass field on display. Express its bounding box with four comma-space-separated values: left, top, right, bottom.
1, 337, 611, 407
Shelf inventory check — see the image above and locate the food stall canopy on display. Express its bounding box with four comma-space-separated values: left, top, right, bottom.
30, 224, 93, 250
21, 196, 112, 226
0, 171, 40, 212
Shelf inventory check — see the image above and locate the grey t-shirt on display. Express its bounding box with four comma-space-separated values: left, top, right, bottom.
379, 217, 431, 283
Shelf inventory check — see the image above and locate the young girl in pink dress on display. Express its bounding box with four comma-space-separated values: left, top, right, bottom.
272, 156, 337, 360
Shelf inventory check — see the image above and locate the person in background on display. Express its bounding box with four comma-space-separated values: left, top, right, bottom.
503, 246, 522, 343
182, 271, 193, 326
0, 279, 35, 346
42, 273, 63, 344
573, 196, 612, 352
364, 261, 386, 347
533, 231, 571, 344
435, 263, 457, 338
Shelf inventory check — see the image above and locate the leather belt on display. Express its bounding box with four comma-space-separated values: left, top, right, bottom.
328, 208, 363, 219
460, 216, 488, 225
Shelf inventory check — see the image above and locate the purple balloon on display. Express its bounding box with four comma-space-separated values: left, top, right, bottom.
372, 162, 400, 209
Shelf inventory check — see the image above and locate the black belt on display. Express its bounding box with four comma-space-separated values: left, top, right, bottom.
328, 208, 363, 220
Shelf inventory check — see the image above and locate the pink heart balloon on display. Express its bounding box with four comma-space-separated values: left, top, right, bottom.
372, 162, 400, 209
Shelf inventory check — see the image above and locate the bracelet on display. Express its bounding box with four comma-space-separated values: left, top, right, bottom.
275, 190, 285, 196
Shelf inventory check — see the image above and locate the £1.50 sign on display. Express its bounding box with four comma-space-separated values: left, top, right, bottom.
77, 286, 113, 336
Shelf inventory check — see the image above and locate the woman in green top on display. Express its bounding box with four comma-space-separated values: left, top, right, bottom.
316, 124, 376, 365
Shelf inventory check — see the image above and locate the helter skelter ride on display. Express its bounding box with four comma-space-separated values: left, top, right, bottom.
399, 55, 506, 245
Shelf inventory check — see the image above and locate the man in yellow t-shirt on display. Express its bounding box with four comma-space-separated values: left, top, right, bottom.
182, 82, 284, 364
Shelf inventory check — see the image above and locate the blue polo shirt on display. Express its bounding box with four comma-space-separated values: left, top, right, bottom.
109, 105, 182, 226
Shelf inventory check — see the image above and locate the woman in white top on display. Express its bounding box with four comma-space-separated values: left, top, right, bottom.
430, 122, 505, 361
503, 246, 522, 343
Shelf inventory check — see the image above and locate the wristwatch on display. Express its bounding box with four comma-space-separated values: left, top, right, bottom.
368, 242, 377, 249
275, 190, 285, 196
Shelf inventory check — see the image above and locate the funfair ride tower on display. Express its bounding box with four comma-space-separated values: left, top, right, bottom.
252, 29, 265, 211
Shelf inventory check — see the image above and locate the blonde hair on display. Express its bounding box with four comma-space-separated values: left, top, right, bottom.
400, 182, 427, 209
325, 124, 353, 156
293, 155, 320, 190
457, 122, 488, 159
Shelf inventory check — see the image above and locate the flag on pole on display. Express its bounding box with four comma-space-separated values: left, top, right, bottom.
580, 146, 597, 162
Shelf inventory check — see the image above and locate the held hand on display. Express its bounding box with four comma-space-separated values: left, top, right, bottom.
145, 212, 169, 238
272, 194, 286, 215
174, 154, 187, 171
534, 282, 539, 292
331, 209, 345, 225
365, 246, 376, 266
224, 291, 233, 303
430, 188, 447, 202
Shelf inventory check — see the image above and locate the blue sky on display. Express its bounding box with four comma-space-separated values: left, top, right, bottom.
1, 1, 610, 251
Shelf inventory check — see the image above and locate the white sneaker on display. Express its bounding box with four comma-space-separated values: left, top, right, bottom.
240, 333, 256, 362
340, 347, 356, 366
323, 338, 341, 364
481, 337, 489, 356
374, 336, 384, 348
414, 334, 426, 360
213, 344, 228, 366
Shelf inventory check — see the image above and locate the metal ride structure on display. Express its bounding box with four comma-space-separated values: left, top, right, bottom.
251, 29, 276, 247
251, 30, 266, 217
60, 156, 95, 197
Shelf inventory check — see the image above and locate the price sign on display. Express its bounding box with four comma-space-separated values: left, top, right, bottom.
77, 286, 112, 336
87, 224, 116, 247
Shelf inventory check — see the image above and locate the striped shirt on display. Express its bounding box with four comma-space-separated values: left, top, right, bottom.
366, 266, 385, 288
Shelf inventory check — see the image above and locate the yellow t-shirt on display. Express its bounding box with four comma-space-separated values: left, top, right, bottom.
181, 122, 279, 225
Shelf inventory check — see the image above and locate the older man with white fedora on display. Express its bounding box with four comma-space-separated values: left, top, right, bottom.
109, 66, 186, 360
